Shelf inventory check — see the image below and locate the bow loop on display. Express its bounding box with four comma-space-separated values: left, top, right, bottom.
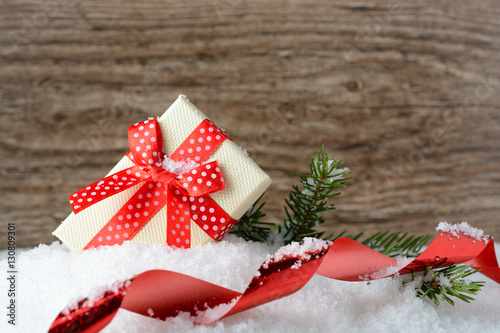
176, 161, 225, 197
128, 120, 164, 167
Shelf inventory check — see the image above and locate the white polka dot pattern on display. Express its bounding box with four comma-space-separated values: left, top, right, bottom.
84, 181, 168, 249
69, 119, 165, 215
170, 119, 228, 163
188, 193, 236, 241
174, 161, 225, 197
165, 185, 192, 247
69, 167, 149, 214
128, 120, 164, 168
76, 118, 238, 250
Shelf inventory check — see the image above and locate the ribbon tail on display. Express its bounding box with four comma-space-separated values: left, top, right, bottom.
83, 181, 168, 250
70, 166, 148, 214
48, 279, 131, 333
466, 240, 500, 283
190, 195, 237, 241
166, 185, 192, 249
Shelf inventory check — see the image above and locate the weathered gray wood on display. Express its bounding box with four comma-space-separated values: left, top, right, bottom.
1, 0, 499, 249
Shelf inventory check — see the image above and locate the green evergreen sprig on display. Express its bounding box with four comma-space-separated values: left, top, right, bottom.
357, 231, 433, 258
357, 233, 485, 305
230, 147, 485, 307
409, 265, 485, 306
278, 147, 351, 244
230, 146, 351, 244
228, 196, 273, 243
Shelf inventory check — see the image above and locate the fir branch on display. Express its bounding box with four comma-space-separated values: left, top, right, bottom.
409, 265, 485, 306
230, 146, 485, 307
278, 146, 351, 244
356, 232, 485, 306
232, 147, 350, 244
358, 231, 433, 258
229, 196, 273, 242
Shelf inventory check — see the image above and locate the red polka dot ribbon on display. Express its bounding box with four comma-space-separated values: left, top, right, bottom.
69, 118, 238, 250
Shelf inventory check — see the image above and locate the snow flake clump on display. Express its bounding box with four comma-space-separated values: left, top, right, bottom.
291, 260, 303, 269
159, 157, 199, 176
423, 272, 451, 288
61, 279, 131, 315
436, 222, 491, 243
326, 166, 350, 183
302, 178, 316, 196
361, 256, 414, 280
302, 164, 350, 196
264, 238, 331, 268
195, 296, 241, 324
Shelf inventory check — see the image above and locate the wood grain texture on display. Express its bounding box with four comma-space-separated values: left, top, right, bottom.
1, 0, 499, 249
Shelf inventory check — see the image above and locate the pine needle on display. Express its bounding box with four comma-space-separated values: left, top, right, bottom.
229, 195, 273, 242
411, 264, 485, 306
277, 146, 351, 244
359, 231, 433, 258
230, 146, 485, 307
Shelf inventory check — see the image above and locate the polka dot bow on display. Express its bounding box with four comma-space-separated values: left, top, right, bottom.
69, 118, 238, 250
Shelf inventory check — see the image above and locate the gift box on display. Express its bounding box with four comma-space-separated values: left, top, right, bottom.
53, 95, 272, 251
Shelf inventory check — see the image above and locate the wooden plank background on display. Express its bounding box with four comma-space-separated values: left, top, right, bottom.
1, 0, 499, 249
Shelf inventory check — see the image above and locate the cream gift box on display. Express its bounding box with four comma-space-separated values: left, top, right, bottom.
53, 95, 271, 251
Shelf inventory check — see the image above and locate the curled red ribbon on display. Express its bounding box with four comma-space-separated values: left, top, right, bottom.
69, 118, 237, 250
49, 230, 500, 333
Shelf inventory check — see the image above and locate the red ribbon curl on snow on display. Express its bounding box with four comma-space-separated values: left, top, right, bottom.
69, 118, 237, 250
49, 230, 500, 333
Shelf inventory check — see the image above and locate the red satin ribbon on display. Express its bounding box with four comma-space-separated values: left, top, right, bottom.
49, 231, 500, 333
69, 118, 237, 250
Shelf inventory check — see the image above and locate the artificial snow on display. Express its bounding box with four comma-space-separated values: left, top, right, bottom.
159, 156, 199, 176
361, 256, 415, 280
302, 163, 349, 197
194, 296, 241, 324
263, 237, 331, 268
1, 236, 500, 333
61, 279, 132, 316
436, 222, 491, 243
326, 166, 350, 182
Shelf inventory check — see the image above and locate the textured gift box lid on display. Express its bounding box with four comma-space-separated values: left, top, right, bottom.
53, 95, 272, 251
